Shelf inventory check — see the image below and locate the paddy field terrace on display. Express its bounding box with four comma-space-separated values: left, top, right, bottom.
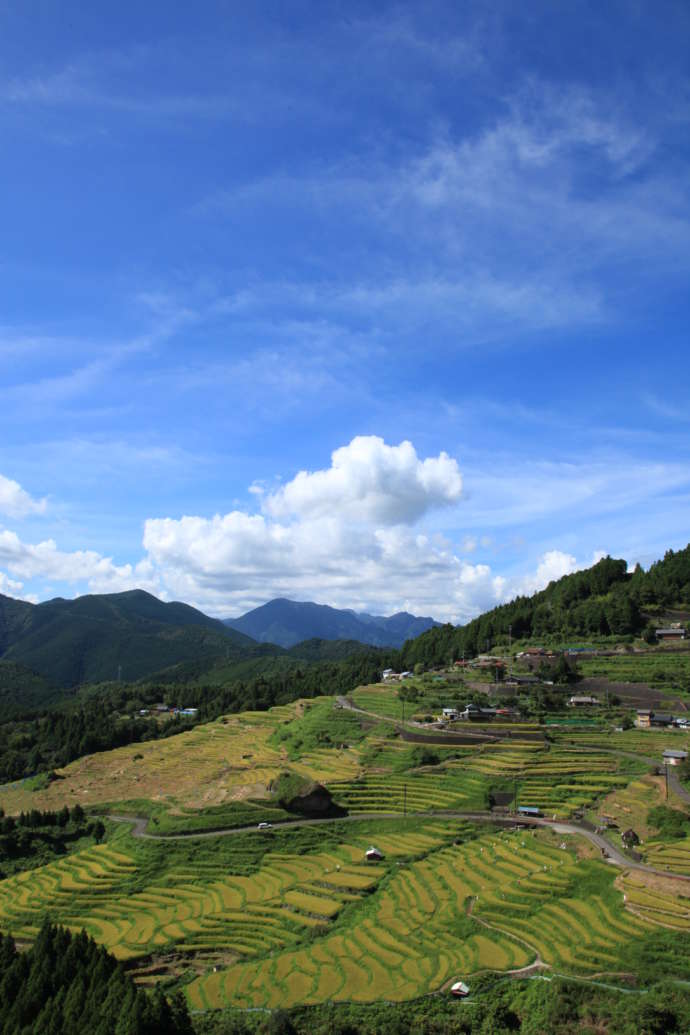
0, 681, 689, 1016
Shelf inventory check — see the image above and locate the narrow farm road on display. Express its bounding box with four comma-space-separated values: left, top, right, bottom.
103, 809, 690, 884
336, 696, 546, 744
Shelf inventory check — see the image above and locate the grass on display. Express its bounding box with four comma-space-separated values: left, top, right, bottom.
0, 697, 363, 819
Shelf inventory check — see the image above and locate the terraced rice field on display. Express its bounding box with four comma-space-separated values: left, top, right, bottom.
328, 770, 487, 813
559, 728, 690, 757
472, 833, 654, 971
351, 684, 405, 720
188, 825, 647, 1011
643, 836, 690, 875
618, 871, 690, 930
450, 746, 636, 817
0, 833, 387, 961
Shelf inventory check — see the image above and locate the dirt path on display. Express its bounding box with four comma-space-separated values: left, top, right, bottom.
466, 894, 548, 974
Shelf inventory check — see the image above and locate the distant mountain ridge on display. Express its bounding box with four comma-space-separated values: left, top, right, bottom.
224, 597, 439, 648
0, 589, 266, 689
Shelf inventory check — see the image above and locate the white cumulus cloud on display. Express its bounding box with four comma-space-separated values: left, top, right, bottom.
0, 439, 612, 625
0, 530, 158, 595
0, 474, 47, 517
263, 436, 462, 523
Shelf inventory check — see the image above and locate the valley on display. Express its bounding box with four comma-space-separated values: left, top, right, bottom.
1, 549, 690, 1033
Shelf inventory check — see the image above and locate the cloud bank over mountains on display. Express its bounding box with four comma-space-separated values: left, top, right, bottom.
0, 436, 598, 622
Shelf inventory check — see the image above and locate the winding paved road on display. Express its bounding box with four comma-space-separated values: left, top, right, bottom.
104, 808, 690, 884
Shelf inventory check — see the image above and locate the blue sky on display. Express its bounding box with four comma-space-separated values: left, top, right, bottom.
1, 1, 689, 621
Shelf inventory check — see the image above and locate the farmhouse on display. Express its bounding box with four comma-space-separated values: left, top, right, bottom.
663, 750, 689, 766
365, 846, 384, 861
505, 674, 540, 686
450, 981, 470, 998
460, 703, 496, 722
622, 828, 640, 847
568, 695, 600, 707
636, 710, 675, 728
442, 708, 458, 720
518, 805, 541, 817
655, 627, 686, 641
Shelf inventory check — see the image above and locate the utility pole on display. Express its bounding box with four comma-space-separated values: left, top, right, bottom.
665, 763, 669, 801
508, 625, 512, 680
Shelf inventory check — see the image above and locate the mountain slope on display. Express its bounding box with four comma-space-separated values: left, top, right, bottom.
0, 589, 266, 689
401, 545, 690, 667
225, 597, 439, 648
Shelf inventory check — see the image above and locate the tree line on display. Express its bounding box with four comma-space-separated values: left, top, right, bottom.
0, 651, 390, 784
0, 919, 192, 1035
400, 547, 690, 669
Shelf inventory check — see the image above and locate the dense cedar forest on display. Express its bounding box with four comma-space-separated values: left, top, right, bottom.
0, 805, 107, 878
400, 546, 690, 668
0, 920, 192, 1035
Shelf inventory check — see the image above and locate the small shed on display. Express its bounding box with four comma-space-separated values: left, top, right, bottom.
622, 828, 640, 847
365, 846, 384, 862
518, 806, 541, 817
450, 981, 470, 998
663, 750, 689, 766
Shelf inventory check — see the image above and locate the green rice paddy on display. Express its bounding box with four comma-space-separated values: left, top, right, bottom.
2, 685, 690, 1014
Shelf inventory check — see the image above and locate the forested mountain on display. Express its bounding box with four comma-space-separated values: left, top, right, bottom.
401, 546, 690, 668
225, 597, 439, 647
0, 589, 267, 689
